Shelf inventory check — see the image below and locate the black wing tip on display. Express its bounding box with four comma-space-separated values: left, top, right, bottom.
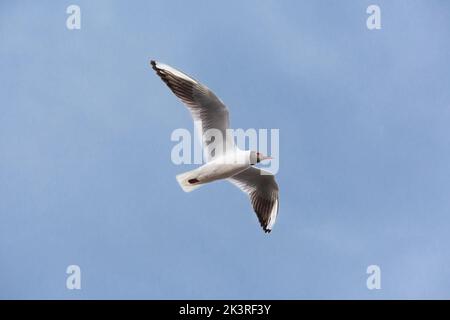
150, 60, 167, 81
263, 227, 272, 234
257, 215, 272, 233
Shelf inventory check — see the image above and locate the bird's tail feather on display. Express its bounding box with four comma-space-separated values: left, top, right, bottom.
176, 170, 203, 192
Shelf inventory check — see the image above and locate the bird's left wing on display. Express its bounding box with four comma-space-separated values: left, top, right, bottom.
228, 167, 279, 233
151, 60, 234, 161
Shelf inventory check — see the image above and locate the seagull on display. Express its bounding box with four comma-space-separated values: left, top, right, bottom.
151, 60, 279, 233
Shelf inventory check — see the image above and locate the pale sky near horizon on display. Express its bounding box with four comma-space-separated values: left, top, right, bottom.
1, 0, 450, 299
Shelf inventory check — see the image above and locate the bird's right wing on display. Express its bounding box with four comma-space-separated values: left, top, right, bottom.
228, 167, 279, 233
151, 60, 234, 161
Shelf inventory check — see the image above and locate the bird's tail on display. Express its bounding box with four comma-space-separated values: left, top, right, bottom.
176, 170, 204, 192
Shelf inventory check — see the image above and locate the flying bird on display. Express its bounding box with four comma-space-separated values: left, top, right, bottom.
151, 60, 279, 233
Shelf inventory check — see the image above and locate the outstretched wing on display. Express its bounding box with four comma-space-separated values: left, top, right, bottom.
151, 60, 234, 161
228, 167, 279, 233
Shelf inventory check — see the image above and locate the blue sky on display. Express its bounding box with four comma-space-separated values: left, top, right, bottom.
1, 0, 450, 299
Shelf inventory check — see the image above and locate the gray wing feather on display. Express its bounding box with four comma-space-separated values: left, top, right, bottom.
228, 167, 279, 233
151, 60, 233, 160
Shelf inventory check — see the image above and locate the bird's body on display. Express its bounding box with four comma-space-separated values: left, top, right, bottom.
176, 149, 253, 191
151, 60, 280, 233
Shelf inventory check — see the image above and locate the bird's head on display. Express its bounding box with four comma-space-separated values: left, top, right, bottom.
250, 151, 272, 165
